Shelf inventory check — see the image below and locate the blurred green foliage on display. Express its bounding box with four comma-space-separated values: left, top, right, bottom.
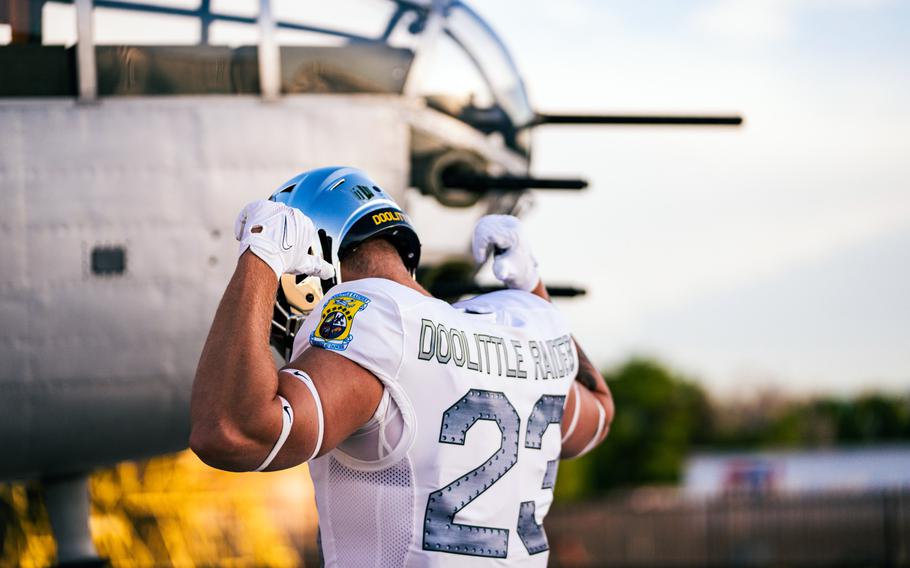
555, 358, 910, 501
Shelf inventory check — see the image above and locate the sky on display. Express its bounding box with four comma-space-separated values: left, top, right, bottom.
472, 0, 910, 398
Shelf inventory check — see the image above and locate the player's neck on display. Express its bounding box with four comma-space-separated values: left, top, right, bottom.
343, 266, 431, 296
341, 240, 432, 297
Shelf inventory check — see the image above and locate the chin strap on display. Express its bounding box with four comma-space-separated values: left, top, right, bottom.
318, 229, 339, 290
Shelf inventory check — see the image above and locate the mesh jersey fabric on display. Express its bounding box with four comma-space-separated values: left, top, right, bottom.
308, 455, 415, 568
292, 278, 578, 567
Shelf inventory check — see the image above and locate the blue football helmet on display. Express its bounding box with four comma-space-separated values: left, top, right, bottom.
268, 166, 421, 359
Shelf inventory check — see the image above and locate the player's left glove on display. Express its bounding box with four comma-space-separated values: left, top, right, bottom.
471, 214, 540, 292
234, 199, 335, 281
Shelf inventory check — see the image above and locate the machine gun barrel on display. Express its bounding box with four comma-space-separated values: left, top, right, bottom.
534, 113, 743, 126
442, 172, 588, 192
431, 283, 587, 298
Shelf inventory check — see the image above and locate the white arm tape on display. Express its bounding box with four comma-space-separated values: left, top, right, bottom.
561, 382, 582, 443
254, 369, 326, 472
284, 368, 325, 462
577, 397, 607, 457
255, 395, 293, 472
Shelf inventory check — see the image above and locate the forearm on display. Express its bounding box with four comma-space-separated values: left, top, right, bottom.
190, 252, 282, 468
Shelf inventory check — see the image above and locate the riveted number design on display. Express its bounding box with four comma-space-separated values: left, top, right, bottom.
423, 389, 520, 558
518, 394, 566, 555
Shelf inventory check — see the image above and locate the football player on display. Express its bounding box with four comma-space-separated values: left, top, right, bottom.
191, 167, 614, 566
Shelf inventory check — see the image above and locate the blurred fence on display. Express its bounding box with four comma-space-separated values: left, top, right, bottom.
545, 488, 910, 567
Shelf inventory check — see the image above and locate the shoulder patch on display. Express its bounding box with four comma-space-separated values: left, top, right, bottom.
310, 291, 371, 351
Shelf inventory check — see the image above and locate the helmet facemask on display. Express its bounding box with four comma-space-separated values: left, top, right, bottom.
270, 234, 332, 361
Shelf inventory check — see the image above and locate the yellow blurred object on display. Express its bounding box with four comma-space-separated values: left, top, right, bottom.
1, 451, 318, 567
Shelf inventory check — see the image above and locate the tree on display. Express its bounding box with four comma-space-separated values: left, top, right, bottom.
555, 358, 712, 500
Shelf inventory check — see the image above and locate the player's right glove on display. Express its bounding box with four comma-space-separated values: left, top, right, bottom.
234, 199, 335, 281
471, 214, 540, 291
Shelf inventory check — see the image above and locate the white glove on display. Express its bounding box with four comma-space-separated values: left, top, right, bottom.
234, 200, 335, 281
471, 214, 540, 291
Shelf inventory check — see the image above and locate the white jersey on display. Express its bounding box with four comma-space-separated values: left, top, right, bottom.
291, 278, 578, 567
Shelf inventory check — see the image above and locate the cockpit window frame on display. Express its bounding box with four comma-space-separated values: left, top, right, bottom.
442, 1, 534, 129
34, 0, 427, 45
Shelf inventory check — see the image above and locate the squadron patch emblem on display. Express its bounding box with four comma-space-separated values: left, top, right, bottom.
310, 292, 371, 351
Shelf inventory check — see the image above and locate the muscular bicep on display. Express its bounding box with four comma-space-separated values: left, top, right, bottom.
257, 347, 384, 471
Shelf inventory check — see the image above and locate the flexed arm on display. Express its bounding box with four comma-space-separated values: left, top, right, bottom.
190, 201, 382, 472
472, 215, 614, 459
